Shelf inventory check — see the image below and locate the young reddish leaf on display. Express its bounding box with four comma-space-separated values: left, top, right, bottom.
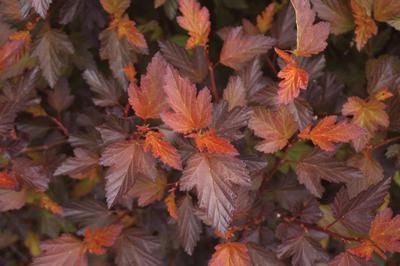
0, 172, 17, 190
38, 193, 63, 215
180, 153, 251, 232
371, 87, 393, 102
291, 0, 330, 57
176, 0, 210, 49
123, 63, 136, 82
209, 242, 251, 266
165, 190, 178, 220
342, 97, 389, 133
351, 0, 377, 51
160, 66, 212, 134
220, 27, 276, 70
349, 208, 400, 260
223, 76, 247, 111
83, 224, 123, 255
100, 0, 130, 18
256, 3, 277, 34
0, 31, 31, 72
177, 195, 202, 255
128, 173, 167, 207
248, 107, 298, 153
128, 53, 168, 119
311, 0, 354, 35
32, 0, 52, 18
100, 140, 157, 207
296, 149, 363, 197
299, 116, 364, 151
115, 15, 148, 53
275, 48, 309, 104
190, 128, 239, 156
31, 234, 87, 266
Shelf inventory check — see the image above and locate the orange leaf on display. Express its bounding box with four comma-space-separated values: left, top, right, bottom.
83, 224, 123, 255
190, 128, 239, 156
275, 48, 309, 104
371, 87, 393, 102
299, 116, 364, 151
0, 31, 31, 72
128, 53, 168, 119
209, 242, 251, 266
349, 208, 400, 260
291, 0, 330, 57
123, 63, 136, 82
176, 0, 210, 49
143, 129, 182, 170
100, 0, 130, 18
248, 107, 298, 153
165, 190, 178, 220
256, 3, 277, 34
0, 172, 17, 190
342, 96, 389, 133
351, 0, 377, 51
160, 66, 212, 134
116, 15, 148, 52
38, 193, 63, 215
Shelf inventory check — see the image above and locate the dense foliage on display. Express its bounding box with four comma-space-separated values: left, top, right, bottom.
1, 0, 400, 265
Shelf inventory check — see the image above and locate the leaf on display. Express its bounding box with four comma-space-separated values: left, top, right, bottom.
0, 188, 27, 212
32, 29, 75, 88
223, 76, 247, 111
238, 58, 268, 101
256, 3, 277, 34
220, 27, 275, 70
180, 153, 251, 232
299, 116, 364, 151
349, 208, 400, 260
373, 0, 400, 30
191, 128, 239, 155
366, 55, 400, 95
116, 15, 148, 53
83, 224, 123, 255
270, 5, 296, 49
63, 200, 116, 228
83, 69, 122, 107
0, 172, 17, 190
13, 158, 49, 192
291, 0, 330, 57
296, 149, 363, 197
96, 115, 129, 145
54, 148, 99, 178
38, 193, 63, 215
176, 0, 210, 49
47, 79, 75, 113
32, 0, 52, 18
351, 0, 377, 51
128, 173, 167, 207
100, 140, 157, 207
329, 251, 376, 266
100, 0, 130, 18
159, 41, 208, 83
177, 195, 202, 255
248, 107, 298, 154
331, 178, 391, 232
346, 152, 384, 197
275, 48, 309, 104
31, 234, 87, 266
311, 0, 354, 35
209, 242, 251, 266
160, 66, 212, 133
165, 190, 178, 219
247, 243, 284, 266
114, 228, 162, 266
128, 52, 168, 119
287, 97, 314, 131
0, 31, 31, 72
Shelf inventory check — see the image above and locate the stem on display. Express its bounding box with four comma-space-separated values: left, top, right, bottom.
324, 219, 339, 230
49, 116, 69, 137
23, 139, 67, 153
208, 64, 219, 101
372, 136, 400, 150
266, 56, 277, 75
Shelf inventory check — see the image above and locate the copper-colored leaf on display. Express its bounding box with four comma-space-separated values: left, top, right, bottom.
83, 224, 123, 255
100, 0, 130, 18
176, 0, 210, 49
299, 116, 364, 151
0, 188, 27, 212
275, 48, 309, 104
342, 97, 389, 133
209, 242, 251, 266
191, 128, 239, 155
291, 0, 330, 57
116, 15, 148, 53
349, 208, 400, 260
128, 52, 168, 119
256, 3, 277, 34
373, 0, 400, 29
220, 27, 275, 70
160, 66, 212, 133
31, 234, 87, 266
0, 172, 17, 190
181, 153, 251, 232
351, 0, 377, 51
249, 107, 298, 153
0, 31, 31, 72
38, 193, 63, 215
165, 190, 178, 220
128, 173, 167, 207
